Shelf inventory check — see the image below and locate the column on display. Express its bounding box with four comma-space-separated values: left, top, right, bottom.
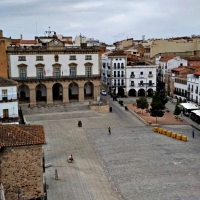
136, 91, 138, 97
29, 88, 36, 105
46, 87, 53, 104
93, 85, 100, 101
62, 87, 69, 103
78, 87, 84, 102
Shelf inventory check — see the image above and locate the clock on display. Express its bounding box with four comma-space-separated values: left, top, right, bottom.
54, 40, 59, 46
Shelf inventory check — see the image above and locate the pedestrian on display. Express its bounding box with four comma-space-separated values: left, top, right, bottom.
68, 155, 74, 163
192, 130, 195, 138
108, 127, 111, 135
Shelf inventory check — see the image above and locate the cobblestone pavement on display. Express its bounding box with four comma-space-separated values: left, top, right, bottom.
24, 100, 200, 200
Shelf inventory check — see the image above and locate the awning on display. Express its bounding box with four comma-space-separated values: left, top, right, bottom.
191, 110, 200, 117
180, 103, 199, 110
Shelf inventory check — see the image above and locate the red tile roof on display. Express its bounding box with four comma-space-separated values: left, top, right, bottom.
189, 61, 200, 66
20, 40, 37, 44
171, 67, 187, 72
108, 50, 126, 56
0, 124, 45, 148
11, 39, 20, 45
182, 56, 200, 61
194, 71, 200, 76
64, 41, 73, 44
159, 56, 175, 62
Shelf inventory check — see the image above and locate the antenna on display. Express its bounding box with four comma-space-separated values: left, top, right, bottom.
36, 22, 38, 37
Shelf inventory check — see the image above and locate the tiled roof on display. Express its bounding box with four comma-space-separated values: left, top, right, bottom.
171, 67, 187, 72
0, 124, 45, 148
159, 56, 175, 62
0, 77, 18, 86
11, 39, 21, 45
20, 40, 37, 44
64, 41, 73, 44
187, 66, 200, 71
194, 71, 200, 76
108, 50, 126, 56
182, 56, 200, 61
189, 61, 200, 66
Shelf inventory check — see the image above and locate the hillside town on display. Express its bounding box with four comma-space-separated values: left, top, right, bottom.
1, 28, 200, 199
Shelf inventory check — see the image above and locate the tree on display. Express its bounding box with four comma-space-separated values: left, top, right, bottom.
149, 93, 165, 122
136, 97, 149, 114
173, 104, 181, 120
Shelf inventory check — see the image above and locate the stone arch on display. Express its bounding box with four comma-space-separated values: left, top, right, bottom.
35, 83, 47, 102
52, 82, 63, 101
18, 84, 30, 102
118, 87, 125, 97
68, 82, 79, 100
128, 89, 136, 97
138, 88, 145, 97
84, 81, 93, 99
147, 88, 153, 97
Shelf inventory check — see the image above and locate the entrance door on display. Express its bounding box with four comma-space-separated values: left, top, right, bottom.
3, 109, 9, 118
36, 90, 42, 100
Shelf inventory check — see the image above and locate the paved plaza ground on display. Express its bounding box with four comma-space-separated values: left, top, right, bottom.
23, 100, 200, 200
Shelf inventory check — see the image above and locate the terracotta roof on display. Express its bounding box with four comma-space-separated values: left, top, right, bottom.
20, 40, 37, 44
11, 39, 21, 45
188, 61, 200, 66
194, 71, 200, 76
0, 77, 18, 86
64, 41, 73, 44
171, 67, 187, 72
187, 66, 200, 71
0, 124, 45, 148
182, 56, 200, 61
108, 50, 126, 56
159, 56, 175, 62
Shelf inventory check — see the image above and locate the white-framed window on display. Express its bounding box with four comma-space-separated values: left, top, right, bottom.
69, 55, 76, 60
85, 55, 92, 60
18, 56, 26, 61
36, 56, 43, 61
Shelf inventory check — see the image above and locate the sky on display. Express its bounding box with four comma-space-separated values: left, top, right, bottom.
0, 0, 200, 44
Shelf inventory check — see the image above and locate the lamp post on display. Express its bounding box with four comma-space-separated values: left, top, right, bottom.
15, 188, 21, 200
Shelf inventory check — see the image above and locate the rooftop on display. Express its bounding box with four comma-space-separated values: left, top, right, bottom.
159, 55, 175, 62
0, 77, 18, 86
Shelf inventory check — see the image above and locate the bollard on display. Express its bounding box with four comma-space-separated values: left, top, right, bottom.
162, 129, 167, 135
166, 131, 172, 137
55, 169, 59, 180
182, 135, 187, 142
153, 127, 158, 132
176, 134, 182, 140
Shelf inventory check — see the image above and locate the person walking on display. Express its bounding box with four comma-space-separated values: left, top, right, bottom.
192, 130, 195, 138
108, 127, 111, 135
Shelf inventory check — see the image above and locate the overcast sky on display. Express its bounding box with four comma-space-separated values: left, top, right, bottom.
0, 0, 200, 44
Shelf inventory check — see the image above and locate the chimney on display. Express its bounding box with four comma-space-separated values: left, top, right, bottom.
20, 34, 23, 39
0, 30, 2, 38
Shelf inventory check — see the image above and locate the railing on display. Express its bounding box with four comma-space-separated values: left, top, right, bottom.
130, 75, 135, 78
130, 83, 135, 86
11, 75, 101, 81
148, 74, 153, 78
139, 74, 144, 78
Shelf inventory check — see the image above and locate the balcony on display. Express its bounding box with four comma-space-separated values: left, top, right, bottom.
140, 74, 144, 78
195, 89, 198, 94
11, 75, 101, 82
130, 75, 135, 78
148, 83, 154, 86
138, 83, 144, 87
148, 74, 153, 78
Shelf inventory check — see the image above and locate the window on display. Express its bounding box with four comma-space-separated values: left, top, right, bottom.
103, 63, 106, 68
121, 63, 124, 69
37, 68, 43, 79
54, 68, 60, 78
114, 80, 116, 85
114, 63, 116, 69
117, 63, 120, 69
19, 68, 26, 80
149, 80, 152, 85
70, 55, 76, 60
3, 109, 9, 118
131, 81, 134, 86
18, 56, 26, 61
86, 67, 91, 77
2, 90, 7, 101
131, 72, 134, 75
140, 81, 143, 85
121, 71, 124, 77
149, 71, 152, 74
114, 71, 116, 77
118, 71, 120, 77
36, 56, 43, 61
85, 55, 92, 60
70, 67, 76, 77
140, 72, 143, 75
121, 79, 124, 86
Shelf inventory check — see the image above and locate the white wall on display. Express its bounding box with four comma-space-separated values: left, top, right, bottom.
9, 53, 100, 77
0, 86, 17, 100
0, 102, 18, 118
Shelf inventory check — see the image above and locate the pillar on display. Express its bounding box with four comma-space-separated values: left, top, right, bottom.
62, 87, 69, 103
78, 87, 84, 102
136, 91, 138, 97
93, 85, 100, 101
47, 87, 53, 104
29, 88, 36, 105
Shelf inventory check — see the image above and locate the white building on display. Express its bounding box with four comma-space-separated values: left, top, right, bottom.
0, 77, 19, 124
7, 36, 101, 104
74, 35, 87, 45
86, 38, 100, 46
102, 51, 126, 96
158, 56, 188, 82
126, 64, 157, 97
187, 72, 200, 104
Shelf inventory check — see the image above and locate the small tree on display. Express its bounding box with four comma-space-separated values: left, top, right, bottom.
136, 97, 149, 114
149, 93, 165, 122
173, 104, 181, 120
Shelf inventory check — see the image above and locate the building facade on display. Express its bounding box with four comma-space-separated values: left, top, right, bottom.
0, 77, 19, 123
126, 64, 157, 97
7, 36, 101, 104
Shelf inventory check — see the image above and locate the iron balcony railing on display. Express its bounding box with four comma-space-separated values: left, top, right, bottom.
11, 75, 101, 81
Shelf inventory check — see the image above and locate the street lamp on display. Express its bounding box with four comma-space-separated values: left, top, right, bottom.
15, 188, 21, 200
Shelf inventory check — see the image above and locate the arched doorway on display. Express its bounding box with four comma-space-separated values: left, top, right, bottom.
68, 82, 78, 100
52, 83, 63, 101
36, 84, 47, 102
147, 89, 153, 97
179, 97, 182, 103
84, 82, 93, 99
18, 84, 30, 102
128, 89, 136, 97
138, 89, 145, 97
118, 87, 125, 97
